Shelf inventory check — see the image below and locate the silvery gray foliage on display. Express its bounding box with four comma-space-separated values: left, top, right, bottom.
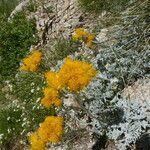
107, 97, 150, 150
92, 0, 150, 86
83, 74, 150, 149
81, 53, 149, 149
82, 72, 123, 134
93, 47, 149, 86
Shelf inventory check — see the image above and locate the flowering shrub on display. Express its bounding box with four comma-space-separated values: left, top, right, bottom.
72, 28, 95, 48
20, 50, 42, 72
30, 116, 64, 150
29, 57, 97, 149
1, 0, 149, 149
29, 132, 45, 150
41, 58, 96, 107
42, 71, 63, 108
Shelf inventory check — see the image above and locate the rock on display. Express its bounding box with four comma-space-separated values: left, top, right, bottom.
64, 22, 72, 28
96, 29, 108, 43
39, 19, 46, 27
135, 133, 150, 150
123, 78, 150, 104
63, 94, 80, 108
23, 0, 97, 49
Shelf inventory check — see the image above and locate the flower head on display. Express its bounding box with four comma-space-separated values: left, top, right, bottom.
72, 28, 88, 40
86, 34, 95, 48
37, 116, 64, 143
29, 132, 45, 150
45, 71, 64, 90
72, 28, 95, 48
20, 50, 42, 72
41, 87, 62, 108
59, 58, 97, 91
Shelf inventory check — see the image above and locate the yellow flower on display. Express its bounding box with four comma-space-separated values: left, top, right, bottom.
72, 28, 88, 40
29, 116, 64, 149
75, 28, 88, 35
43, 87, 59, 99
41, 97, 62, 108
72, 28, 95, 48
30, 64, 38, 72
59, 58, 97, 91
37, 116, 64, 143
86, 41, 93, 48
87, 34, 95, 41
45, 71, 64, 90
29, 132, 45, 150
20, 50, 42, 72
41, 87, 62, 108
86, 34, 95, 48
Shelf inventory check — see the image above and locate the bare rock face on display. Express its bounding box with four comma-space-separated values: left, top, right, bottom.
30, 0, 84, 47
30, 0, 99, 49
123, 78, 150, 104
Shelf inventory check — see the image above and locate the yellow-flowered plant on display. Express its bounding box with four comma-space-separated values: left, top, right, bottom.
41, 72, 63, 108
86, 34, 95, 48
59, 58, 97, 91
41, 87, 62, 108
72, 28, 88, 40
29, 116, 64, 150
45, 71, 64, 90
41, 58, 96, 107
20, 50, 42, 72
29, 56, 97, 149
72, 28, 95, 48
38, 116, 64, 143
29, 132, 45, 150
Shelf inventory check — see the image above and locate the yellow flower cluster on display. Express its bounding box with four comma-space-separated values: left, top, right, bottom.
59, 58, 97, 91
29, 132, 45, 150
72, 28, 88, 40
41, 58, 96, 107
72, 28, 95, 48
41, 87, 62, 108
29, 116, 64, 150
45, 71, 64, 90
28, 56, 96, 149
20, 50, 42, 72
38, 116, 64, 143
